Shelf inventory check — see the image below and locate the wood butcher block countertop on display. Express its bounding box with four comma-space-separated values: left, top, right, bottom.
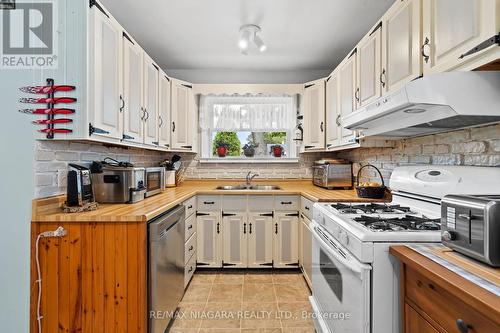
32, 180, 391, 223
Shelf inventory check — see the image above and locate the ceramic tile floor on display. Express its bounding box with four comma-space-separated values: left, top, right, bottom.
169, 269, 315, 333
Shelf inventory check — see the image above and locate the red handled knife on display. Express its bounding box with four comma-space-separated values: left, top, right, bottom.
19, 108, 75, 115
19, 85, 76, 94
38, 128, 73, 134
19, 97, 77, 104
32, 118, 73, 125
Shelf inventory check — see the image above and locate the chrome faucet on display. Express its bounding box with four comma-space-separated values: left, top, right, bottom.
246, 171, 259, 186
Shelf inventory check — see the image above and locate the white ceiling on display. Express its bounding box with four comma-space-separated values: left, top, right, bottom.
101, 0, 394, 83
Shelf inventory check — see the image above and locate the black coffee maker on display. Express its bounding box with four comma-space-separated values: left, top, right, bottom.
66, 163, 94, 206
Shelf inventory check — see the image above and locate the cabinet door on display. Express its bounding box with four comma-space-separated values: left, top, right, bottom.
158, 73, 171, 149
122, 35, 143, 143
247, 213, 273, 268
222, 213, 247, 268
196, 212, 222, 268
325, 72, 340, 149
273, 212, 299, 268
357, 24, 382, 108
405, 303, 439, 333
423, 0, 499, 74
88, 4, 122, 139
143, 54, 159, 146
381, 0, 422, 93
301, 216, 312, 288
338, 54, 358, 145
171, 79, 194, 151
303, 79, 326, 150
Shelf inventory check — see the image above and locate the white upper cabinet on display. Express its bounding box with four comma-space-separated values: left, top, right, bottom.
338, 52, 358, 145
357, 22, 382, 108
247, 213, 274, 268
381, 0, 422, 93
171, 78, 195, 151
158, 72, 171, 149
143, 54, 159, 146
325, 72, 340, 149
122, 33, 143, 143
303, 78, 326, 150
88, 4, 122, 139
422, 0, 500, 74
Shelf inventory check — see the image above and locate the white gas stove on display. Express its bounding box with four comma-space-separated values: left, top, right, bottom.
309, 165, 500, 333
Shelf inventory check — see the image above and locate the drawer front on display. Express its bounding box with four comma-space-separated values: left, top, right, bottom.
185, 214, 196, 241
405, 266, 499, 333
184, 253, 196, 288
274, 195, 300, 211
197, 195, 221, 211
248, 195, 274, 212
222, 195, 247, 212
301, 196, 314, 220
183, 196, 197, 218
185, 232, 196, 264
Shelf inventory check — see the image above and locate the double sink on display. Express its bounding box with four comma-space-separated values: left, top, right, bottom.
215, 184, 282, 191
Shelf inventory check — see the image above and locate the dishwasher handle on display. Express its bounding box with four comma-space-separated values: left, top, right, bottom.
148, 205, 185, 241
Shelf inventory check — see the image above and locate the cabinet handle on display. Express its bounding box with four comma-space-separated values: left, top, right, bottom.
355, 87, 360, 102
158, 115, 163, 128
188, 266, 193, 273
144, 108, 149, 121
140, 107, 145, 120
216, 222, 220, 234
172, 121, 176, 132
336, 114, 341, 126
304, 145, 315, 149
187, 224, 193, 230
281, 201, 292, 205
249, 223, 252, 234
320, 121, 324, 132
119, 95, 124, 112
380, 69, 386, 88
456, 319, 471, 333
421, 37, 430, 64
187, 205, 193, 209
189, 245, 194, 251
275, 223, 278, 234
203, 201, 215, 205
243, 223, 247, 234
305, 206, 310, 210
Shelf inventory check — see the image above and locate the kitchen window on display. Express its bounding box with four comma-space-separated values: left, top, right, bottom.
199, 95, 298, 162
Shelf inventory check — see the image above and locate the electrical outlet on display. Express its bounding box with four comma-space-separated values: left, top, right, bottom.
57, 169, 67, 188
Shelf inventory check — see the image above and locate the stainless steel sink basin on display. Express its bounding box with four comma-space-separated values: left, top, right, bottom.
215, 184, 282, 191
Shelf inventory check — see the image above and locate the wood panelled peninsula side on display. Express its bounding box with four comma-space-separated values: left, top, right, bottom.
30, 222, 147, 333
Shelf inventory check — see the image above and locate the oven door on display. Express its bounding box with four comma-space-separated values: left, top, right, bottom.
310, 221, 371, 333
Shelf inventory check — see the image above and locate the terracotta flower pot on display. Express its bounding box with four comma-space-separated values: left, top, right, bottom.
217, 146, 227, 157
272, 146, 283, 157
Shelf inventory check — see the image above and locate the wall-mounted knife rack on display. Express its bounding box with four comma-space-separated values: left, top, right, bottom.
45, 78, 56, 139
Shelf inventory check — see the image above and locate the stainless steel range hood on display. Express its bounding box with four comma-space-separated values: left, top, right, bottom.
342, 72, 500, 138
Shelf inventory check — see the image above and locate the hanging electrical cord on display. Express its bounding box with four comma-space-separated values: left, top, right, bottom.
35, 226, 67, 333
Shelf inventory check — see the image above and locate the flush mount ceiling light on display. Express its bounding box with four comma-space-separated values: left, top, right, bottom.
238, 24, 267, 54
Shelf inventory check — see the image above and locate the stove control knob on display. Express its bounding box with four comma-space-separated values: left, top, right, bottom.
441, 231, 456, 242
339, 231, 349, 245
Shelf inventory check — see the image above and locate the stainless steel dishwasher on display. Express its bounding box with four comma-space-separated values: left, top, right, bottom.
148, 205, 185, 333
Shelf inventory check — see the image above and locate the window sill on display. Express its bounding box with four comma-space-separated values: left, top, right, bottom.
199, 158, 299, 164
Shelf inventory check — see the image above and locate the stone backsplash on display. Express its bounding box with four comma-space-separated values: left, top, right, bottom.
337, 124, 500, 184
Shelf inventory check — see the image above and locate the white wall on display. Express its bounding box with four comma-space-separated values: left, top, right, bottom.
166, 69, 331, 84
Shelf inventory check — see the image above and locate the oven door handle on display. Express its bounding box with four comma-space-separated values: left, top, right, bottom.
312, 224, 371, 275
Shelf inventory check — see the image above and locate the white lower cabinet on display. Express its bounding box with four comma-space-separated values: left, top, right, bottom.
222, 212, 247, 268
247, 213, 274, 268
273, 212, 300, 268
196, 212, 222, 268
300, 214, 312, 288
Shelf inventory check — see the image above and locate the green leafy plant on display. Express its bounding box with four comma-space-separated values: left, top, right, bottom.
263, 132, 286, 145
212, 132, 241, 157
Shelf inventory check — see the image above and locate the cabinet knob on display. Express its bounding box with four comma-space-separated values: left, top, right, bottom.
456, 319, 471, 333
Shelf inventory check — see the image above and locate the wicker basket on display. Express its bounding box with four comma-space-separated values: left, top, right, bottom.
355, 164, 386, 199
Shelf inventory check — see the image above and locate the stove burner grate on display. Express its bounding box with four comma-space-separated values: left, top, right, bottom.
331, 203, 414, 214
353, 215, 441, 231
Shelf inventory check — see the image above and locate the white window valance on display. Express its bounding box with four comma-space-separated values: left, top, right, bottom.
199, 94, 297, 131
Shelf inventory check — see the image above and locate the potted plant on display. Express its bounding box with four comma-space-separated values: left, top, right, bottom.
216, 142, 229, 157
242, 143, 258, 157
271, 145, 284, 157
